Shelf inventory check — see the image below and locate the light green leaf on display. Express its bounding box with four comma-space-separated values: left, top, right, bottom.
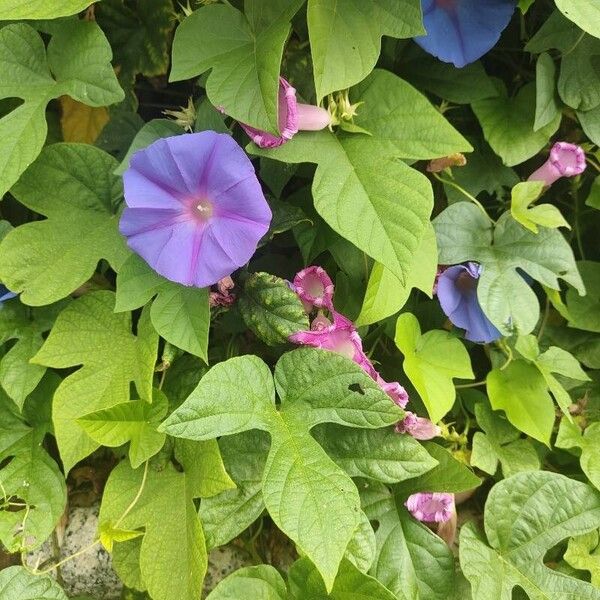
161, 348, 403, 591
459, 471, 600, 599
470, 400, 540, 477
116, 254, 210, 361
0, 566, 67, 600
534, 52, 561, 131
567, 261, 600, 333
579, 106, 600, 146
307, 0, 424, 101
345, 511, 377, 573
255, 69, 470, 285
396, 441, 481, 499
32, 292, 158, 473
99, 456, 208, 600
586, 176, 600, 210
371, 506, 455, 600
200, 430, 269, 549
394, 313, 474, 422
170, 1, 304, 133
96, 0, 175, 78
554, 1, 600, 40
556, 419, 600, 491
0, 392, 66, 553
99, 522, 144, 554
115, 119, 183, 176
238, 271, 309, 346
0, 22, 123, 195
356, 223, 437, 326
78, 391, 168, 469
0, 0, 93, 19
511, 181, 570, 233
472, 82, 561, 165
289, 557, 398, 600
486, 359, 554, 444
434, 202, 584, 335
206, 565, 287, 600
313, 423, 438, 484
0, 144, 128, 306
565, 530, 600, 586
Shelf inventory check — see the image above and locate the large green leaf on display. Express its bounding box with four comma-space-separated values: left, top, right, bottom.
0, 300, 66, 409
256, 69, 470, 285
564, 531, 600, 586
371, 505, 455, 600
0, 390, 66, 553
0, 22, 123, 196
307, 0, 424, 101
555, 1, 600, 39
470, 400, 540, 478
556, 419, 600, 491
472, 82, 561, 166
206, 566, 287, 600
534, 52, 561, 131
434, 202, 584, 336
0, 0, 93, 19
78, 391, 168, 469
566, 261, 600, 333
289, 557, 398, 600
526, 11, 600, 111
200, 430, 270, 549
99, 444, 220, 600
116, 254, 210, 361
170, 0, 304, 133
0, 144, 129, 306
459, 471, 600, 599
32, 292, 158, 473
394, 313, 474, 422
356, 224, 437, 326
161, 348, 403, 591
0, 566, 67, 600
238, 271, 309, 346
313, 423, 437, 484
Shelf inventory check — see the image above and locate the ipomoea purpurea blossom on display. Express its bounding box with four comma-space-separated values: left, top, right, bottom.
528, 142, 586, 187
405, 492, 455, 522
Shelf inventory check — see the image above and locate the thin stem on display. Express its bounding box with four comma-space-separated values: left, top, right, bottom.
586, 156, 600, 172
455, 380, 486, 389
433, 173, 495, 224
35, 540, 100, 575
115, 461, 149, 528
572, 182, 586, 260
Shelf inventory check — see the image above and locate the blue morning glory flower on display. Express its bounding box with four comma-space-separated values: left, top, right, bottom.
415, 0, 517, 68
436, 262, 501, 343
0, 285, 17, 305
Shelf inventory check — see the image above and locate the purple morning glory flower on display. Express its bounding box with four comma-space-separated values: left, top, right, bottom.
395, 411, 441, 440
436, 262, 501, 343
0, 285, 16, 304
120, 131, 272, 288
405, 492, 455, 523
293, 265, 334, 311
528, 142, 586, 187
415, 0, 517, 68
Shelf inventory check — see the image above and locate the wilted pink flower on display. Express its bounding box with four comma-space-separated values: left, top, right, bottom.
293, 266, 334, 310
209, 276, 235, 307
528, 141, 586, 187
395, 411, 440, 439
239, 78, 330, 148
405, 492, 455, 523
378, 378, 409, 408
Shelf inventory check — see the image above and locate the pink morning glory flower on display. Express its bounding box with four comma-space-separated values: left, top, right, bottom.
436, 262, 501, 343
395, 411, 441, 439
528, 142, 586, 187
239, 77, 330, 148
415, 0, 517, 68
405, 492, 455, 523
293, 265, 334, 311
120, 131, 272, 288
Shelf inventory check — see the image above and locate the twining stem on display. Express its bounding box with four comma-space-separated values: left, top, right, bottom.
115, 460, 149, 528
432, 173, 495, 224
455, 380, 486, 389
34, 540, 101, 575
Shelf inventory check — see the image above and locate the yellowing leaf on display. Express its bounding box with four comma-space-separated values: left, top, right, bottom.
99, 521, 143, 553
60, 96, 109, 144
510, 181, 570, 233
